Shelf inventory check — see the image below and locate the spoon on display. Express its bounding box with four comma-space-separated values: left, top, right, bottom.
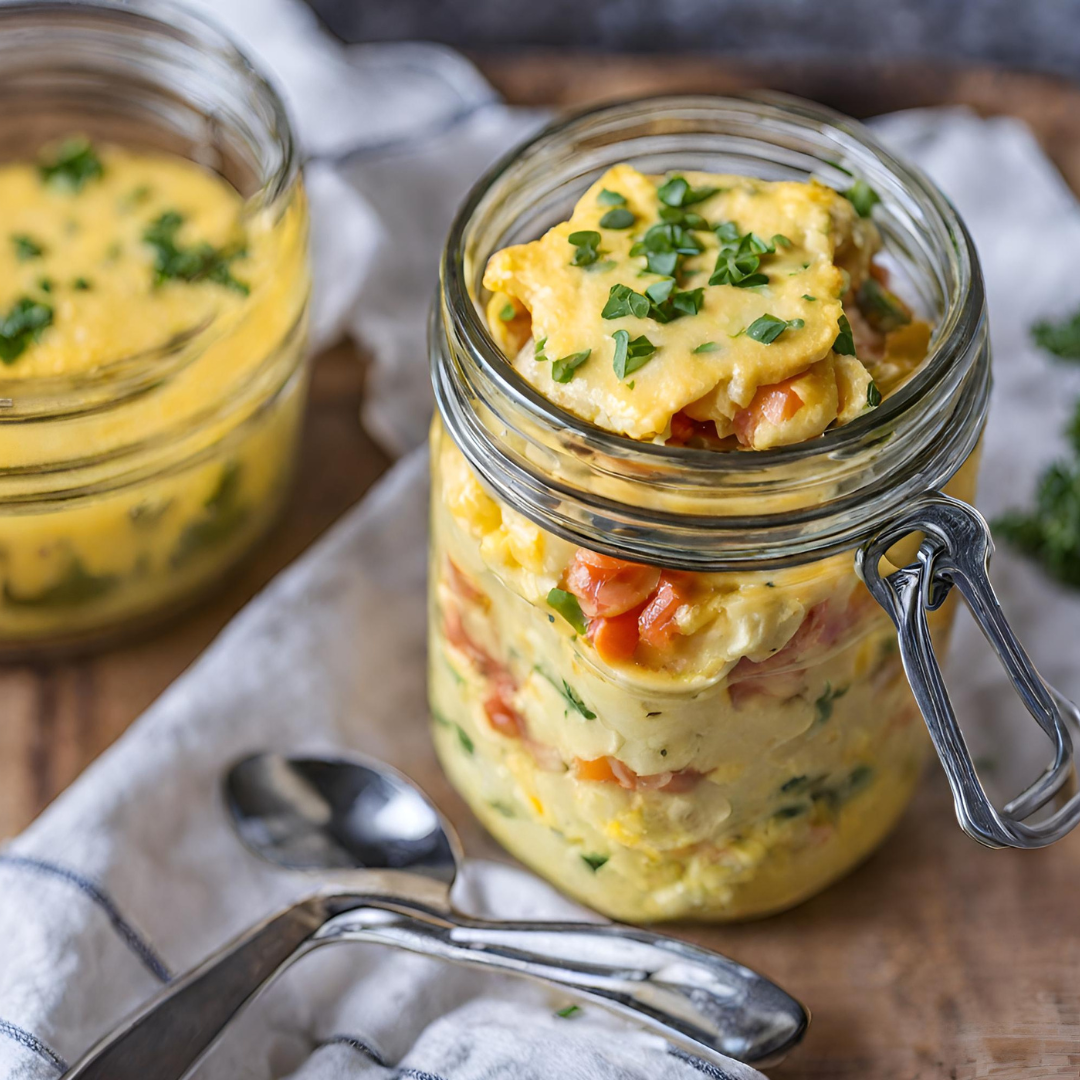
65, 752, 808, 1078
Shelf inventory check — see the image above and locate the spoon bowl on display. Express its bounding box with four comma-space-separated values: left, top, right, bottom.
227, 753, 459, 883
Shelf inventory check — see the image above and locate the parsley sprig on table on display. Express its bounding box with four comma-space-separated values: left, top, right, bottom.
143, 211, 250, 294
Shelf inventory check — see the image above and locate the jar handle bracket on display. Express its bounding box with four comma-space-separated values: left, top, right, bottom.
856, 492, 1080, 849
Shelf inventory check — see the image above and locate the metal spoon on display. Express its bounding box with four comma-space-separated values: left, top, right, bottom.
65, 752, 808, 1078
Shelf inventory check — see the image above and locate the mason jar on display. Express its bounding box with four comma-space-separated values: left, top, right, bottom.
428, 94, 1080, 923
0, 0, 310, 654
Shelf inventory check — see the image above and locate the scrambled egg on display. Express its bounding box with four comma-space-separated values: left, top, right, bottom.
0, 140, 309, 649
430, 165, 967, 921
484, 164, 884, 448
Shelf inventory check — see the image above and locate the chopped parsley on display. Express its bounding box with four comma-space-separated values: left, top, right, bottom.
556, 1004, 583, 1019
745, 314, 803, 344
630, 221, 702, 277
581, 853, 609, 872
833, 313, 856, 355
3, 558, 118, 609
0, 297, 53, 364
599, 207, 635, 230
612, 329, 657, 378
568, 229, 602, 267
537, 667, 596, 719
802, 294, 817, 302
37, 278, 53, 293
692, 341, 720, 353
844, 179, 880, 218
1032, 307, 1080, 360
143, 211, 249, 294
814, 682, 848, 724
867, 380, 882, 408
602, 283, 650, 320
597, 189, 626, 206
547, 587, 588, 633
39, 137, 104, 192
498, 301, 516, 322
657, 175, 720, 207
73, 277, 92, 291
658, 205, 710, 231
12, 234, 44, 261
709, 228, 779, 289
857, 278, 911, 333
551, 349, 591, 383
994, 398, 1080, 586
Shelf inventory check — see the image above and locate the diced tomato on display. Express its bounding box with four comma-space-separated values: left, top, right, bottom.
638, 572, 693, 651
484, 689, 526, 739
574, 756, 619, 783
589, 606, 642, 664
574, 755, 700, 793
446, 557, 488, 608
732, 378, 804, 447
443, 607, 492, 671
566, 549, 660, 618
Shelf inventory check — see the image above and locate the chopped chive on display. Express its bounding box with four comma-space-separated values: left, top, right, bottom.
556, 1005, 583, 1018
802, 294, 817, 301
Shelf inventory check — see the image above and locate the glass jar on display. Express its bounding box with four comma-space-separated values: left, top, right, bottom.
429, 95, 1080, 923
0, 0, 310, 654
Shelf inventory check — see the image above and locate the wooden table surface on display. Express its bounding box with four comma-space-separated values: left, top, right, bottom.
5, 57, 1080, 1080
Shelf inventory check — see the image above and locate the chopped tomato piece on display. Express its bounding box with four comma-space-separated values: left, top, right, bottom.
574, 755, 700, 793
732, 378, 804, 447
638, 572, 693, 650
446, 558, 488, 608
589, 607, 642, 664
484, 690, 526, 739
574, 756, 619, 783
566, 549, 660, 618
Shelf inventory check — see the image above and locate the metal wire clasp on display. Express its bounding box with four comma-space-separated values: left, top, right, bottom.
856, 492, 1080, 849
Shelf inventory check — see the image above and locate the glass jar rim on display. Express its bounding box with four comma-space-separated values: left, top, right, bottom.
0, 0, 299, 415
433, 92, 990, 571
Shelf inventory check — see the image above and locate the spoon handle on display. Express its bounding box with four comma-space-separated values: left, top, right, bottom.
319, 902, 807, 1068
63, 898, 326, 1079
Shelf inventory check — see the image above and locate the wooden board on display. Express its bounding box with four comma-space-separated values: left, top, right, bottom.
4, 58, 1080, 1080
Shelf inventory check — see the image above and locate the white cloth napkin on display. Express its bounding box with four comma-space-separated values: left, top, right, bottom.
3, 0, 1080, 1074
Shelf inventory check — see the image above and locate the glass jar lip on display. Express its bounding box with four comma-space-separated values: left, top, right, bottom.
0, 0, 299, 412
441, 90, 983, 473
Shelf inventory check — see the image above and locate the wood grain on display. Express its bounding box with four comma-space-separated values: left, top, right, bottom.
3, 58, 1080, 1080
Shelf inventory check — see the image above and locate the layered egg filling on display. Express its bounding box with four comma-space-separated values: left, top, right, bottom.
430, 165, 961, 921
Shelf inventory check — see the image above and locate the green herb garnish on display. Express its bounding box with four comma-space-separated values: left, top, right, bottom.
536, 666, 597, 719
547, 587, 588, 633
551, 349, 591, 383
612, 329, 657, 379
772, 233, 792, 248
556, 1005, 583, 1019
38, 278, 53, 293
602, 283, 650, 320
745, 314, 802, 344
3, 557, 119, 610
629, 222, 703, 277
498, 301, 516, 322
39, 137, 104, 192
657, 175, 720, 208
581, 854, 609, 872
802, 294, 817, 302
598, 189, 626, 206
171, 461, 248, 567
0, 297, 53, 364
12, 234, 44, 261
867, 381, 882, 408
692, 341, 719, 353
844, 179, 880, 218
856, 278, 911, 333
143, 211, 249, 294
73, 277, 92, 291
709, 229, 778, 289
832, 313, 856, 355
599, 207, 635, 230
568, 229, 602, 267
814, 682, 848, 724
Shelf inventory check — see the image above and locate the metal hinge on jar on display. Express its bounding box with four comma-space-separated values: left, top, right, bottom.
857, 492, 1080, 849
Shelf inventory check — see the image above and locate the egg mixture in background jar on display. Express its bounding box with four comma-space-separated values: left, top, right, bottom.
0, 0, 310, 655
428, 95, 1080, 923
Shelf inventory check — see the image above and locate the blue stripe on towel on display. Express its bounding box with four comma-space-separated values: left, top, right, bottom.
668, 1047, 739, 1080
322, 1034, 387, 1066
0, 854, 171, 983
0, 1017, 68, 1072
